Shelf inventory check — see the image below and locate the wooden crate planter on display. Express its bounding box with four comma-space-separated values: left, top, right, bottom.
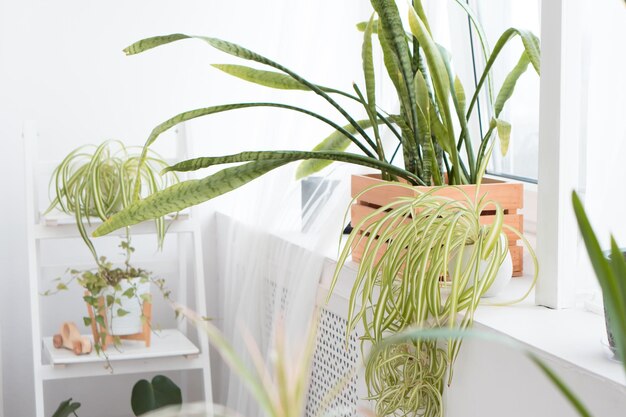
350, 174, 524, 277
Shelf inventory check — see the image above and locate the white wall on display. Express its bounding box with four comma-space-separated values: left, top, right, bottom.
3, 1, 623, 417
0, 1, 368, 416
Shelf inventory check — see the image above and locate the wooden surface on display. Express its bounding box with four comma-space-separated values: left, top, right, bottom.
350, 174, 525, 276
43, 329, 199, 365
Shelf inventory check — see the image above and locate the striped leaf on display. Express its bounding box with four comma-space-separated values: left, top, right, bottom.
296, 119, 377, 179
123, 34, 191, 55
94, 160, 290, 236
362, 14, 377, 117
466, 28, 541, 119
126, 34, 377, 153
494, 52, 531, 117
437, 43, 475, 177
356, 20, 379, 34
408, 7, 460, 183
211, 64, 310, 90
494, 118, 511, 156
372, 0, 419, 134
164, 150, 422, 185
143, 102, 373, 158
454, 76, 466, 114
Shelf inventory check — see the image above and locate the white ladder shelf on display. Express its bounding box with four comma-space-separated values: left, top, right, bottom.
23, 124, 213, 417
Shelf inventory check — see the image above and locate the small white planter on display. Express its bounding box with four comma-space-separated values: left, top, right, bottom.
100, 277, 150, 336
448, 236, 513, 298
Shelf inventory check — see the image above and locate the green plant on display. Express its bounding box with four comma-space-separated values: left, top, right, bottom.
51, 375, 182, 417
51, 398, 81, 417
131, 375, 183, 416
92, 0, 539, 237
145, 307, 601, 417
43, 140, 178, 352
328, 184, 537, 417
572, 191, 626, 369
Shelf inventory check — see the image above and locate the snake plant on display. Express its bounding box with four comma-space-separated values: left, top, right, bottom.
93, 0, 539, 237
327, 184, 537, 417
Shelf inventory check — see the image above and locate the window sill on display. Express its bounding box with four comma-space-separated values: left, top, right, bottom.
319, 252, 626, 391
471, 275, 625, 389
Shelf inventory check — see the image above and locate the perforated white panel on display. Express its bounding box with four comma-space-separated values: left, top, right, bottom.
305, 307, 359, 417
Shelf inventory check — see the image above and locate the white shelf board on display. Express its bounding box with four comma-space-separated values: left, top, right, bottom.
34, 212, 194, 239
43, 329, 199, 366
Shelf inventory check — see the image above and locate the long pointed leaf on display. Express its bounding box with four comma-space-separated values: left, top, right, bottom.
144, 102, 374, 158
211, 64, 310, 90
164, 150, 422, 185
466, 28, 540, 119
408, 8, 460, 183
295, 119, 378, 179
125, 34, 377, 152
494, 52, 531, 117
363, 14, 377, 116
94, 160, 289, 236
495, 118, 511, 156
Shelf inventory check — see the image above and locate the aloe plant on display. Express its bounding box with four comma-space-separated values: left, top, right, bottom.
572, 192, 626, 371
327, 184, 537, 417
92, 0, 539, 237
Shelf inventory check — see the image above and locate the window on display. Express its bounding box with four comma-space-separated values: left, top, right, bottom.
536, 0, 626, 308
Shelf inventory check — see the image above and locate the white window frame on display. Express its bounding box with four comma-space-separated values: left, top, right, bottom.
534, 0, 586, 309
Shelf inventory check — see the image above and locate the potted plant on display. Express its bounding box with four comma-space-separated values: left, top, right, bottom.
326, 184, 537, 417
91, 0, 540, 251
44, 141, 179, 352
573, 192, 626, 363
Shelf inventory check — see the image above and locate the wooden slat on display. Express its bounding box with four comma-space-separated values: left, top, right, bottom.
510, 245, 523, 277
352, 174, 523, 212
352, 237, 524, 278
352, 204, 523, 244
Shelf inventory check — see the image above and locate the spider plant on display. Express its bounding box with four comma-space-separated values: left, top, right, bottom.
43, 140, 178, 352
92, 0, 540, 237
327, 183, 537, 417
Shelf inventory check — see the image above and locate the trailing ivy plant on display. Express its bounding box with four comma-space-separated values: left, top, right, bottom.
327, 184, 537, 417
92, 0, 540, 237
43, 140, 178, 353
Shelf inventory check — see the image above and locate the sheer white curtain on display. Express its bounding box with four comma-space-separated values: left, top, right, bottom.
574, 0, 626, 299
196, 1, 371, 416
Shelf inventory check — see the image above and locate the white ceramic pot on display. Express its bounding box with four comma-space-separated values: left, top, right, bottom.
101, 277, 150, 336
448, 236, 513, 298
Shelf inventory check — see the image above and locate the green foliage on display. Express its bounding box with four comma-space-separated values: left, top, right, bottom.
45, 140, 178, 258
378, 328, 594, 417
44, 140, 178, 354
572, 192, 626, 370
92, 0, 540, 237
51, 398, 81, 417
328, 184, 537, 417
130, 375, 182, 416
